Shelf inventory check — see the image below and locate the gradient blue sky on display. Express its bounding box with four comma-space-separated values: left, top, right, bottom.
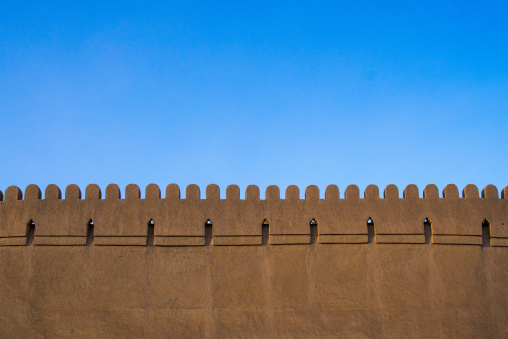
1, 1, 507, 198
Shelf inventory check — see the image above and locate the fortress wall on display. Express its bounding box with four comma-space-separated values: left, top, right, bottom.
0, 183, 507, 337
1, 183, 507, 247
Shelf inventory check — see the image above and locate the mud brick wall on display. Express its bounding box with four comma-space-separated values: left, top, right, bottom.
1, 183, 507, 337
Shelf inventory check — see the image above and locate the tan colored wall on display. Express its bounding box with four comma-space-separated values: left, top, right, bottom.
0, 183, 507, 337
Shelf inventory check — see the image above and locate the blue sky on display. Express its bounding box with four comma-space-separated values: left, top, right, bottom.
1, 1, 507, 198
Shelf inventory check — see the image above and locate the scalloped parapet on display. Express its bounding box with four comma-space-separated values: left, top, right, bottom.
0, 183, 507, 247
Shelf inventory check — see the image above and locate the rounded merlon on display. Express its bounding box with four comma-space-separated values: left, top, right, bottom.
364, 185, 379, 199
383, 184, 399, 199
285, 185, 300, 200
462, 184, 479, 198
45, 184, 61, 200
305, 185, 319, 200
206, 184, 220, 199
165, 184, 180, 199
125, 184, 141, 200
246, 185, 260, 200
482, 185, 498, 199
85, 184, 101, 200
186, 184, 200, 199
443, 184, 459, 198
325, 185, 339, 200
5, 186, 22, 201
345, 185, 360, 199
403, 184, 419, 199
65, 184, 81, 200
106, 184, 121, 199
226, 185, 240, 200
265, 185, 280, 200
423, 184, 439, 199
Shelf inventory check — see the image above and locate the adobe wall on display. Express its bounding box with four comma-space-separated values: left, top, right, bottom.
0, 183, 507, 337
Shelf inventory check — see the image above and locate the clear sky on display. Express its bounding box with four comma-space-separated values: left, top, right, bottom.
1, 1, 507, 198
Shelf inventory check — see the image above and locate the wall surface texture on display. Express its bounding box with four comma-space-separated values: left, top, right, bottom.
0, 183, 507, 338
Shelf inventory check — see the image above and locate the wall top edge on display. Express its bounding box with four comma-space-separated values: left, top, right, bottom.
0, 183, 506, 201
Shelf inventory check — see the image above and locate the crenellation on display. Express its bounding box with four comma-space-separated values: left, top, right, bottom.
481, 184, 498, 199
165, 183, 180, 199
364, 184, 379, 199
285, 185, 299, 200
213, 184, 262, 243
1, 184, 506, 336
226, 184, 240, 200
383, 184, 399, 199
443, 183, 459, 198
502, 186, 508, 199
85, 183, 101, 199
206, 183, 220, 199
186, 184, 200, 199
154, 184, 206, 245
0, 183, 506, 247
5, 186, 22, 201
320, 184, 366, 241
94, 184, 150, 245
265, 185, 280, 200
245, 184, 260, 200
305, 185, 319, 200
45, 184, 61, 200
422, 184, 486, 246
463, 184, 479, 198
267, 185, 313, 244
423, 184, 439, 199
345, 184, 360, 199
145, 183, 161, 199
403, 184, 419, 199
105, 183, 121, 199
324, 184, 339, 200
0, 186, 35, 243
25, 184, 41, 200
65, 184, 81, 199
125, 183, 141, 199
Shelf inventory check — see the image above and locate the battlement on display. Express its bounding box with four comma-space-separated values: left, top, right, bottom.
1, 183, 507, 247
2, 183, 508, 337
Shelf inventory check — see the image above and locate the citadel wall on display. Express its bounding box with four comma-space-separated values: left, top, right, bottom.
0, 183, 507, 337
